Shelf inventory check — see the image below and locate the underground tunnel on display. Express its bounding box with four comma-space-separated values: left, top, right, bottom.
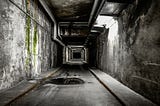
0, 0, 160, 106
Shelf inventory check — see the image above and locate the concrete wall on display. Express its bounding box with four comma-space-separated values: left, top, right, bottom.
97, 0, 160, 104
0, 0, 59, 90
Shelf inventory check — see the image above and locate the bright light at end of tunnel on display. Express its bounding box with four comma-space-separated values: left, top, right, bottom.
94, 15, 119, 41
94, 15, 113, 27
108, 20, 118, 41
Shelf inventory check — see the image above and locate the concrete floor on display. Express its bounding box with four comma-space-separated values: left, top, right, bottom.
10, 65, 122, 106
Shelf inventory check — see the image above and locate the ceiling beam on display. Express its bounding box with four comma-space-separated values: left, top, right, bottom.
99, 13, 119, 17
106, 0, 135, 4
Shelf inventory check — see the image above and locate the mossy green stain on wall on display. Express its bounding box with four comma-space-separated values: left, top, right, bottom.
33, 0, 38, 66
25, 16, 31, 55
25, 0, 39, 71
25, 0, 31, 71
33, 23, 38, 66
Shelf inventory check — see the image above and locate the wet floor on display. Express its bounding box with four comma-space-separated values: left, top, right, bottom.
10, 65, 122, 106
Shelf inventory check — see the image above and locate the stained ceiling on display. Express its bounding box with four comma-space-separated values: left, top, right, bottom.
100, 2, 127, 16
44, 0, 134, 23
43, 0, 134, 45
45, 0, 94, 22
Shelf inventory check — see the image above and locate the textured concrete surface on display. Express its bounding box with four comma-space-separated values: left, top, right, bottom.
0, 67, 61, 106
0, 0, 61, 90
90, 68, 157, 106
96, 0, 160, 104
45, 0, 94, 21
10, 65, 122, 106
0, 0, 160, 105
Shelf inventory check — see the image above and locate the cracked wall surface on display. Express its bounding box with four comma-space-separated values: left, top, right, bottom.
97, 0, 160, 104
0, 0, 60, 90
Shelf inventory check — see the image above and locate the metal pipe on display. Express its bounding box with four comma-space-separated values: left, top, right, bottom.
39, 0, 56, 24
39, 0, 65, 47
88, 0, 99, 26
9, 0, 65, 46
88, 0, 106, 27
54, 38, 65, 47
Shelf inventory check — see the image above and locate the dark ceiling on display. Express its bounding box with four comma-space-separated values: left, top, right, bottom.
100, 2, 128, 16
45, 0, 94, 22
107, 0, 134, 3
44, 0, 134, 23
43, 0, 134, 45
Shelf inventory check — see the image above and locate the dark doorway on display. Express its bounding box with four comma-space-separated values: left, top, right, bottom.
73, 52, 81, 59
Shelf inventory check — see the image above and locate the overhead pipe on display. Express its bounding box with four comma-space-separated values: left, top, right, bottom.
39, 0, 65, 47
88, 0, 99, 26
85, 0, 106, 46
88, 0, 106, 28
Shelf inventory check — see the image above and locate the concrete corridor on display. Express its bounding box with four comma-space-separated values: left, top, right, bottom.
10, 65, 122, 106
4, 65, 155, 106
0, 0, 160, 106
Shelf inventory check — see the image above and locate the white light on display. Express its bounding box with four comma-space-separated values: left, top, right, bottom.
108, 20, 118, 41
94, 15, 113, 27
94, 15, 119, 42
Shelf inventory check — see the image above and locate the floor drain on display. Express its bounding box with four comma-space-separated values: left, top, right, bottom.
47, 77, 85, 85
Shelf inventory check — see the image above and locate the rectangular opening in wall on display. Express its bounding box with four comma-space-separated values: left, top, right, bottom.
73, 52, 81, 59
